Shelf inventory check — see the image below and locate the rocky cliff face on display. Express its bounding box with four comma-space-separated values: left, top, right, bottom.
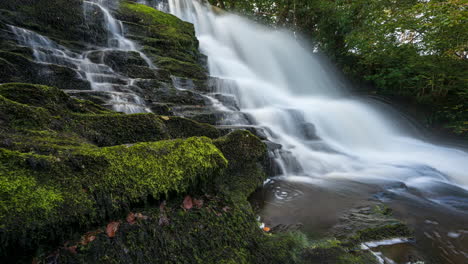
0, 1, 409, 263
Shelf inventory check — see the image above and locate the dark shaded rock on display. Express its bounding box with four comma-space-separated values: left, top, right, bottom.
0, 50, 91, 91
0, 0, 108, 47
86, 50, 157, 79
162, 116, 220, 139
216, 125, 269, 140
300, 122, 320, 140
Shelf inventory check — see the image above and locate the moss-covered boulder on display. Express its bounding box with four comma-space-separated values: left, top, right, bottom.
0, 81, 315, 264
0, 137, 227, 260
0, 83, 229, 262
117, 1, 207, 80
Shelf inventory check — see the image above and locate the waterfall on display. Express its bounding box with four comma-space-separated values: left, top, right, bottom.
163, 0, 468, 205
8, 0, 157, 114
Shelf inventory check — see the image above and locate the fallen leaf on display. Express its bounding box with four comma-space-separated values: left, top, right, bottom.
81, 234, 96, 245
135, 212, 149, 220
160, 116, 170, 121
222, 206, 230, 212
126, 212, 136, 225
106, 222, 120, 238
183, 195, 193, 210
193, 198, 203, 209
263, 227, 271, 232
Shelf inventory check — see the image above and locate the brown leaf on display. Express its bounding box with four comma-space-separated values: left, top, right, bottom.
183, 195, 193, 210
106, 222, 120, 238
135, 212, 149, 220
81, 234, 96, 245
222, 206, 230, 212
126, 212, 136, 225
193, 198, 204, 209
80, 230, 102, 245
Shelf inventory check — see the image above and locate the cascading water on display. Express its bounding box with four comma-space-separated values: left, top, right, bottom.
165, 0, 468, 192
157, 0, 468, 262
8, 0, 156, 114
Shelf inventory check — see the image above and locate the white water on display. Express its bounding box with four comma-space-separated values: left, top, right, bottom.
8, 0, 155, 114
164, 0, 468, 202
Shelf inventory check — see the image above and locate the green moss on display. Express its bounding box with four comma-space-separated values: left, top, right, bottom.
56, 197, 308, 264
0, 83, 107, 115
117, 1, 207, 80
84, 137, 228, 202
214, 130, 267, 166
70, 113, 170, 147
213, 130, 267, 201
162, 116, 220, 139
351, 223, 412, 243
0, 137, 227, 259
118, 1, 196, 44
0, 149, 63, 227
0, 0, 107, 45
156, 56, 207, 80
0, 95, 52, 129
302, 238, 379, 264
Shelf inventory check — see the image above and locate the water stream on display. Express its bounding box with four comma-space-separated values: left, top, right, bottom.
8, 0, 155, 114
158, 0, 468, 262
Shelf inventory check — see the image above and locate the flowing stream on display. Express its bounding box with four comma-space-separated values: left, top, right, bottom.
8, 0, 155, 114
157, 0, 468, 263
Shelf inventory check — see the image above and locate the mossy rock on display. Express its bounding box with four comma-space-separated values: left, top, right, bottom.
55, 199, 308, 264
0, 137, 227, 261
0, 0, 107, 46
162, 115, 220, 139
0, 83, 105, 114
86, 50, 158, 79
117, 1, 208, 80
213, 130, 267, 200
0, 83, 220, 147
0, 50, 91, 91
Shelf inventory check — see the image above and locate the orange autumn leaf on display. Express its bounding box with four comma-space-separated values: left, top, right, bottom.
106, 222, 120, 238
126, 212, 136, 225
183, 195, 193, 210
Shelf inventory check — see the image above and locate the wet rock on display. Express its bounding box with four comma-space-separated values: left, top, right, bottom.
216, 125, 269, 140
212, 93, 240, 110
86, 50, 157, 79
264, 141, 282, 151
300, 122, 320, 140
